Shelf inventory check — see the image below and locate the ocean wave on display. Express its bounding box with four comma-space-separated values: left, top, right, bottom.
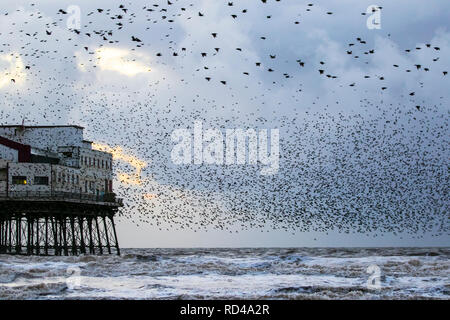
0, 247, 448, 299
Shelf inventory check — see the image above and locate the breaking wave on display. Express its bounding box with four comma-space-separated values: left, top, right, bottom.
0, 247, 448, 300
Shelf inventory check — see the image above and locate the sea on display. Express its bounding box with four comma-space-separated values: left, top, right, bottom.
0, 247, 448, 300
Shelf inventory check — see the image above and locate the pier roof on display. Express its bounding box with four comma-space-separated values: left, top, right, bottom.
0, 135, 31, 162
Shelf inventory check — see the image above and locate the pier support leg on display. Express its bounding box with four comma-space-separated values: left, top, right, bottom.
70, 216, 77, 256
102, 216, 111, 254
44, 216, 49, 255
95, 217, 103, 255
62, 217, 69, 256
87, 217, 94, 254
35, 217, 40, 255
78, 216, 86, 255
110, 216, 120, 256
51, 217, 59, 256
8, 219, 12, 253
0, 218, 3, 251
27, 217, 31, 255
15, 216, 21, 253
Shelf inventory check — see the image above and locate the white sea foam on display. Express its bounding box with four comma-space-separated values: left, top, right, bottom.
0, 248, 448, 299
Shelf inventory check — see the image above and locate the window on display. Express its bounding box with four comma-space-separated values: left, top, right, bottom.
34, 176, 49, 185
102, 160, 104, 169
12, 176, 27, 185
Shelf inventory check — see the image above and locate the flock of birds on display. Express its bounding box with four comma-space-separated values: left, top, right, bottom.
0, 1, 448, 238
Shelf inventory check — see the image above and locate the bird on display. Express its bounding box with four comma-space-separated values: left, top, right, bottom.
0, 0, 445, 242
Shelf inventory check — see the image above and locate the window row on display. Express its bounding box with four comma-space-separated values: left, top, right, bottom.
80, 156, 112, 170
11, 175, 113, 193
54, 172, 80, 185
12, 176, 48, 185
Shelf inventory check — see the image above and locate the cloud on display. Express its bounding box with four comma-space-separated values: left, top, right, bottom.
0, 54, 26, 88
92, 142, 147, 185
78, 47, 152, 77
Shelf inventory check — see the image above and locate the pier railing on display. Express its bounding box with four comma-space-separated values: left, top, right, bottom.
0, 191, 123, 205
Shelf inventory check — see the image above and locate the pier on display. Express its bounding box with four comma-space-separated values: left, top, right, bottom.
0, 125, 122, 255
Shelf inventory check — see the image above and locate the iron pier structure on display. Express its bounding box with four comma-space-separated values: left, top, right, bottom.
0, 192, 122, 255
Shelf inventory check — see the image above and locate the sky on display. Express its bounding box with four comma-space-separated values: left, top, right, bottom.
0, 0, 448, 247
